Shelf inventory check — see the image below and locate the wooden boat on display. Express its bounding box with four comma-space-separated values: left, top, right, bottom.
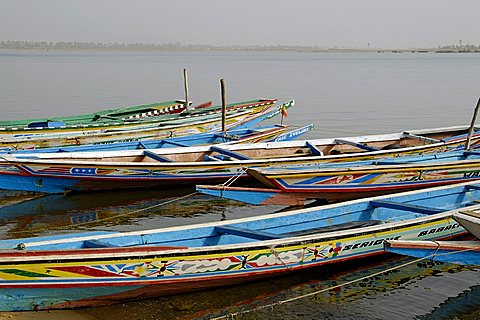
197, 150, 480, 205
0, 100, 189, 129
0, 99, 275, 136
0, 125, 480, 194
0, 124, 312, 155
0, 99, 283, 149
385, 209, 480, 266
0, 181, 476, 311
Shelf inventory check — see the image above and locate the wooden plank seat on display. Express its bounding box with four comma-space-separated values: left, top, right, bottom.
370, 200, 443, 215
136, 142, 147, 149
402, 132, 442, 144
204, 155, 222, 161
280, 220, 382, 237
305, 141, 323, 156
209, 146, 251, 160
334, 138, 379, 151
143, 150, 173, 162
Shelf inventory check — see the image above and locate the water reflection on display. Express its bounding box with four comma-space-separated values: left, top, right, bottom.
0, 188, 279, 240
2, 189, 480, 319
0, 188, 249, 239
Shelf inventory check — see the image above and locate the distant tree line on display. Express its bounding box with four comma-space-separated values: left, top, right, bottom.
1, 41, 479, 53
0, 40, 327, 52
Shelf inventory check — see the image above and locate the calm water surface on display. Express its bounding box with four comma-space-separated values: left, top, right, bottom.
1, 50, 480, 319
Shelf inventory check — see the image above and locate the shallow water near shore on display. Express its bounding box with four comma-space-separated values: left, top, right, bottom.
1, 50, 480, 319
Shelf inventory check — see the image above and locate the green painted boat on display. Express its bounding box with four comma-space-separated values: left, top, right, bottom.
0, 100, 290, 149
0, 100, 187, 128
0, 99, 277, 136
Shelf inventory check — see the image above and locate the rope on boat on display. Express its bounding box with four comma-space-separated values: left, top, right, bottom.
210, 246, 479, 320
221, 168, 247, 188
269, 245, 293, 271
8, 192, 199, 235
213, 168, 247, 199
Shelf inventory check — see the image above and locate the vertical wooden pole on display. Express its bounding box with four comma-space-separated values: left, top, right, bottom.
220, 79, 227, 132
183, 68, 189, 111
465, 98, 480, 150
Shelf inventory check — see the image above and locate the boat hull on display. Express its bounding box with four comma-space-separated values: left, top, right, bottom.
0, 100, 277, 137
0, 170, 249, 193
197, 154, 480, 205
2, 126, 480, 194
1, 181, 479, 311
0, 101, 276, 149
0, 217, 464, 310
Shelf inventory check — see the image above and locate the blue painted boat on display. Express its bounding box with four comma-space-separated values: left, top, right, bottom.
1, 124, 306, 154
0, 181, 478, 311
196, 150, 480, 205
385, 209, 480, 265
0, 126, 479, 194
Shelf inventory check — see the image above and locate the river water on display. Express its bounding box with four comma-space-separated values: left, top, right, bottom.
1, 50, 480, 319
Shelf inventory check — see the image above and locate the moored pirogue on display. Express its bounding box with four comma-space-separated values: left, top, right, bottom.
197, 149, 480, 205
0, 181, 477, 311
0, 99, 275, 135
0, 99, 280, 149
0, 125, 479, 194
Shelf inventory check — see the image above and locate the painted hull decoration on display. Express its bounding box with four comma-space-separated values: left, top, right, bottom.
0, 126, 480, 194
0, 181, 478, 311
197, 150, 480, 205
385, 209, 480, 266
0, 99, 282, 149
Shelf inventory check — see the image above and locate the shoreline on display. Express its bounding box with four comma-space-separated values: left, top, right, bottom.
0, 48, 479, 54
0, 42, 479, 54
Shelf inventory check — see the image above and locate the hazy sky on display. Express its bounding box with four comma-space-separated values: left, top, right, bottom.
1, 0, 479, 48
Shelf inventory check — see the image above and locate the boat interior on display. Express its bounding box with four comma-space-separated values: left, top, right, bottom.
4, 127, 281, 155
3, 183, 479, 252
11, 127, 479, 165
256, 150, 480, 173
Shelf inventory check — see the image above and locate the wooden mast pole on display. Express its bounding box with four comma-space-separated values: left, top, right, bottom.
220, 79, 227, 133
183, 68, 189, 111
465, 98, 480, 150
